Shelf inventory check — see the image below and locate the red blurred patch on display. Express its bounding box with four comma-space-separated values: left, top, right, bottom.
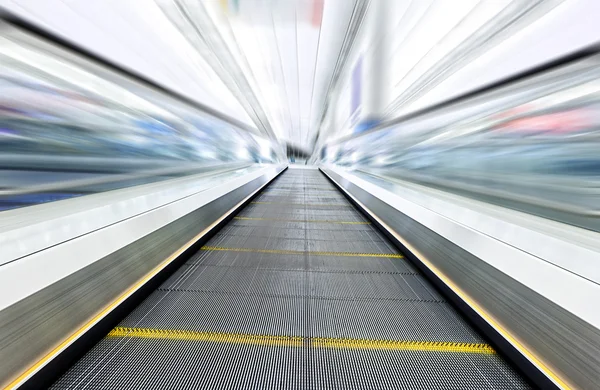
495, 110, 592, 133
312, 0, 324, 27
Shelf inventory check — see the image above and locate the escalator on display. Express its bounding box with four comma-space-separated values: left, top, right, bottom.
50, 168, 530, 389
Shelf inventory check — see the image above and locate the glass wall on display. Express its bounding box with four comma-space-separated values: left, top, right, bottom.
316, 50, 600, 231
0, 21, 283, 211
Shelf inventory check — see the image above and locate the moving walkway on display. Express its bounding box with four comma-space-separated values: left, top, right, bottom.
46, 168, 529, 389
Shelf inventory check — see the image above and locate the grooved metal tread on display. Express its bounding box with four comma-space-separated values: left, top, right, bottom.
52, 169, 530, 389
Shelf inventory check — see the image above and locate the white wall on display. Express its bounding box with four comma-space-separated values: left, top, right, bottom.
321, 0, 600, 143
0, 0, 254, 126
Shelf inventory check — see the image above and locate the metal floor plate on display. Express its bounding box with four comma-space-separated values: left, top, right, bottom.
52, 169, 531, 389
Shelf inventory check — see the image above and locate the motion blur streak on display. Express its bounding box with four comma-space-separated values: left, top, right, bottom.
1, 0, 599, 218
1, 1, 600, 390
0, 18, 283, 211
315, 50, 600, 231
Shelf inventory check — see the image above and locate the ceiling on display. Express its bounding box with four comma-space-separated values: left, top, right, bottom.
151, 0, 361, 150
2, 0, 599, 154
199, 0, 356, 149
0, 0, 255, 125
0, 0, 359, 151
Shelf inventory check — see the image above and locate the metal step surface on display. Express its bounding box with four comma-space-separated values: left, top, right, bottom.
52, 169, 531, 389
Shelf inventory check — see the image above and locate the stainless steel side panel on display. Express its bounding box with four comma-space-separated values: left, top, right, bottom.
322, 167, 600, 390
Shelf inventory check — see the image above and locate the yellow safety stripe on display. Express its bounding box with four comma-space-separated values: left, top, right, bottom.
267, 187, 337, 191
251, 201, 351, 208
234, 216, 370, 225
108, 327, 495, 355
109, 327, 304, 347
312, 338, 496, 354
201, 246, 403, 258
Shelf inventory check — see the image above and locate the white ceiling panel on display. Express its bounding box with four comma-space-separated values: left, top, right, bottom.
0, 0, 254, 126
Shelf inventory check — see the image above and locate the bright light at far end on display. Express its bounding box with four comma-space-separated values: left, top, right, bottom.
236, 147, 251, 160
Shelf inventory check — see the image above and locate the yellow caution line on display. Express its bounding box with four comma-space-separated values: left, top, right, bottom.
268, 187, 337, 191
251, 201, 351, 208
108, 327, 495, 355
312, 338, 495, 354
234, 216, 370, 225
267, 185, 337, 189
201, 246, 403, 258
108, 327, 304, 348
